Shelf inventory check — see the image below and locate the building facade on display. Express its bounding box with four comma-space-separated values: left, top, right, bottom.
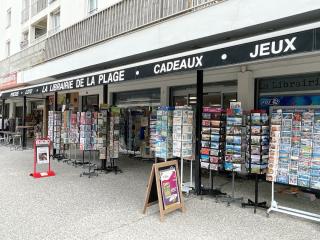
1, 0, 320, 117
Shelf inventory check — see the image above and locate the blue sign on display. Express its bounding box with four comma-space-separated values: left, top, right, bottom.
259, 95, 320, 111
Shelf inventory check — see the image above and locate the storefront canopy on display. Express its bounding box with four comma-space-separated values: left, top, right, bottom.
1, 25, 319, 99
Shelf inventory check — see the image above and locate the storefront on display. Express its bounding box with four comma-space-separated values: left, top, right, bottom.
1, 23, 320, 222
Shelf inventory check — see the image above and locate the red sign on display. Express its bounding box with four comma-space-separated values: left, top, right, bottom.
31, 138, 55, 178
0, 72, 20, 91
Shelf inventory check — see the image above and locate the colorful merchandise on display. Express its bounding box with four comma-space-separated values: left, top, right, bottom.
200, 107, 225, 171
173, 106, 194, 158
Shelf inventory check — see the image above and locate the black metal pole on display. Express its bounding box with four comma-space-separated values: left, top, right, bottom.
195, 70, 203, 195
22, 96, 27, 148
101, 85, 108, 171
53, 92, 58, 156
254, 174, 259, 214
1, 99, 5, 130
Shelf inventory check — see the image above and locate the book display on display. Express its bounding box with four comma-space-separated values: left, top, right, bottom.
246, 111, 269, 174
225, 103, 245, 172
155, 107, 174, 161
267, 106, 320, 222
200, 107, 225, 171
48, 111, 62, 151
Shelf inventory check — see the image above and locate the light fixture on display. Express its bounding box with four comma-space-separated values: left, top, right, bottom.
189, 96, 197, 100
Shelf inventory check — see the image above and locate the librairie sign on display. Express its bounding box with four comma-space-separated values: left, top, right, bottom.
1, 28, 316, 99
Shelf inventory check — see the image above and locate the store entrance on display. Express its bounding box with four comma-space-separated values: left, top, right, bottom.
113, 88, 160, 159
171, 81, 237, 108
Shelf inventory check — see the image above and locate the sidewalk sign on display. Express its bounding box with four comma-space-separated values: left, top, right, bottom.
143, 160, 185, 221
30, 138, 55, 178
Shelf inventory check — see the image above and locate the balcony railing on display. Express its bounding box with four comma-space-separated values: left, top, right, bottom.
45, 0, 226, 60
31, 0, 48, 17
0, 0, 226, 83
21, 8, 30, 23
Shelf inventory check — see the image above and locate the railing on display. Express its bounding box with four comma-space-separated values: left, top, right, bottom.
31, 0, 48, 17
45, 0, 226, 60
48, 26, 60, 36
20, 40, 29, 50
21, 8, 30, 24
0, 40, 46, 80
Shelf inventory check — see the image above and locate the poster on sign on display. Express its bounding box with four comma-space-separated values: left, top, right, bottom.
143, 160, 185, 221
159, 166, 180, 209
36, 146, 49, 164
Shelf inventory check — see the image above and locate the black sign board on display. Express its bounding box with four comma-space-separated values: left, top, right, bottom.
1, 28, 316, 99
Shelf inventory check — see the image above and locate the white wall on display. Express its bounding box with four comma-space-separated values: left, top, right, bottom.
21, 0, 320, 83
0, 0, 23, 61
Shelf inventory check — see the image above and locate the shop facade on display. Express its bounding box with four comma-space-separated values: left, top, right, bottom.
2, 23, 320, 221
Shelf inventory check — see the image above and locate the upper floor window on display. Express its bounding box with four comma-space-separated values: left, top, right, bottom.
7, 8, 12, 28
88, 0, 97, 15
50, 9, 60, 34
6, 40, 11, 57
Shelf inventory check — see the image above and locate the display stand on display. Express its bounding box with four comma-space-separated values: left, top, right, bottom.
106, 107, 122, 174
94, 105, 110, 173
155, 107, 174, 162
173, 106, 194, 194
200, 107, 226, 198
48, 111, 64, 160
221, 102, 245, 205
80, 150, 98, 178
242, 110, 269, 212
266, 106, 320, 222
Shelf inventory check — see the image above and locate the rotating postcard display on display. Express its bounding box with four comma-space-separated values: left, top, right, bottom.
69, 113, 79, 144
225, 103, 246, 172
107, 108, 120, 161
79, 112, 93, 150
97, 106, 108, 159
155, 107, 174, 160
149, 111, 157, 156
172, 107, 193, 158
200, 107, 226, 171
267, 107, 320, 189
246, 111, 269, 174
48, 111, 62, 150
61, 110, 71, 144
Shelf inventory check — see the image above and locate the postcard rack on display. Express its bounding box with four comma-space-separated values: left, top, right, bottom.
267, 106, 320, 222
199, 107, 226, 197
242, 110, 269, 212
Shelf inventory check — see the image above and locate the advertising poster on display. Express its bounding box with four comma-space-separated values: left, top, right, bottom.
37, 146, 49, 164
259, 95, 320, 111
159, 166, 180, 209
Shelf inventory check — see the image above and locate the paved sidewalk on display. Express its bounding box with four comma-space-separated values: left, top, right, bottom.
0, 146, 319, 240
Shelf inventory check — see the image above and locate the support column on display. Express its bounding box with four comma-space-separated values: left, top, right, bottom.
22, 96, 27, 148
160, 86, 170, 106
195, 70, 203, 195
237, 70, 255, 111
1, 99, 5, 130
9, 102, 16, 118
43, 97, 48, 137
26, 101, 32, 114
